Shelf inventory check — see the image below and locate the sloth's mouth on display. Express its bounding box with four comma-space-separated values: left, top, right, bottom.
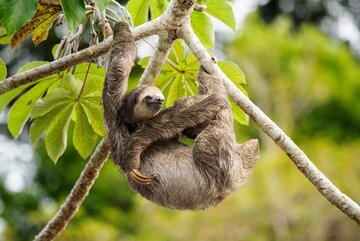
147, 98, 164, 108
147, 101, 164, 111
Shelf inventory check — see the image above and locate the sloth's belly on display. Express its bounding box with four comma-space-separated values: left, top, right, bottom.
128, 139, 224, 210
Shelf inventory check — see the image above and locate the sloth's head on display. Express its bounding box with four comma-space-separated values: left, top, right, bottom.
121, 85, 165, 124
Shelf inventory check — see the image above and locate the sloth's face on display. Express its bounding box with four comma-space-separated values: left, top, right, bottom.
143, 92, 164, 112
134, 86, 164, 121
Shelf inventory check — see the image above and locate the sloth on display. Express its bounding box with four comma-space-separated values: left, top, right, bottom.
102, 22, 259, 210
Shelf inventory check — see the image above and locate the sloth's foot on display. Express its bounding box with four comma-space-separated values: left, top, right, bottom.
130, 169, 154, 185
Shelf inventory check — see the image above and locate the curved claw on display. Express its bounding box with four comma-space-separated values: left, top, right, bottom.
129, 169, 154, 185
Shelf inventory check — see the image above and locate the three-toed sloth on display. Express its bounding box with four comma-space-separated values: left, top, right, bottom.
102, 22, 259, 210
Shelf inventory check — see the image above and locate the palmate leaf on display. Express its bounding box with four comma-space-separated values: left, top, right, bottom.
28, 66, 105, 161
0, 0, 37, 34
73, 103, 98, 159
45, 103, 75, 163
8, 78, 57, 139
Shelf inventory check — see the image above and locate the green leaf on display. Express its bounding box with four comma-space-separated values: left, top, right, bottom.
0, 58, 6, 80
73, 104, 97, 159
8, 79, 56, 139
60, 0, 85, 32
126, 0, 150, 26
149, 0, 168, 19
229, 98, 249, 125
190, 11, 214, 48
29, 103, 68, 146
0, 83, 33, 113
73, 63, 105, 97
45, 103, 75, 163
218, 61, 246, 91
81, 100, 106, 136
31, 88, 72, 118
206, 0, 236, 30
166, 75, 185, 107
0, 26, 13, 44
0, 0, 37, 34
93, 0, 110, 12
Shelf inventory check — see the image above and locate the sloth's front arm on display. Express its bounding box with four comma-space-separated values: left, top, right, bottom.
124, 94, 228, 184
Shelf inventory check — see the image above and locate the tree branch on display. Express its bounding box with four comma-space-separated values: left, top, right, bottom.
0, 19, 165, 95
179, 21, 360, 224
0, 0, 195, 95
34, 138, 110, 241
138, 30, 176, 86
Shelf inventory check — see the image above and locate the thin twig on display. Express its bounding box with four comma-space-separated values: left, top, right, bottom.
179, 21, 360, 225
34, 138, 110, 241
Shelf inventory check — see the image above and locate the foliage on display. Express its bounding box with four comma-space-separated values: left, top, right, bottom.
138, 39, 249, 124
0, 0, 248, 162
1, 2, 360, 241
227, 15, 360, 140
126, 0, 235, 47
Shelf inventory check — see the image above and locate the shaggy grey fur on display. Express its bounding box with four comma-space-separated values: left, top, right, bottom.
102, 22, 259, 210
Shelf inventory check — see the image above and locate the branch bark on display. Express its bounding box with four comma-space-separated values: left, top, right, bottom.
138, 30, 176, 86
0, 19, 165, 95
34, 138, 110, 241
0, 0, 195, 95
178, 21, 360, 224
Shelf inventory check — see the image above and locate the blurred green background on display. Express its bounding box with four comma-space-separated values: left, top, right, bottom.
1, 1, 360, 240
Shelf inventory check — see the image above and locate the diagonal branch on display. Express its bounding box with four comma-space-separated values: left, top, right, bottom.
138, 30, 176, 86
33, 138, 110, 241
179, 21, 360, 225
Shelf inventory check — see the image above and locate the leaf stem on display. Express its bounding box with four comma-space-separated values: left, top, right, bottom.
76, 61, 92, 101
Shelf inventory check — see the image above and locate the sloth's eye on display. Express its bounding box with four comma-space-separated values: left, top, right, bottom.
144, 96, 152, 100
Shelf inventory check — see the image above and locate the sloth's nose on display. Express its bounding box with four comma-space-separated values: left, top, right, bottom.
155, 97, 164, 104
